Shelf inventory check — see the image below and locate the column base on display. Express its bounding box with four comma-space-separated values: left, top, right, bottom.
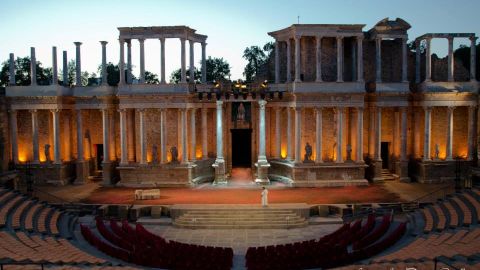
102, 162, 113, 186
395, 160, 410, 182
255, 160, 271, 185
212, 159, 227, 185
74, 160, 89, 185
372, 159, 383, 182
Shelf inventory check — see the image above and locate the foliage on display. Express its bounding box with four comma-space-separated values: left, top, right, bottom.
144, 71, 159, 84
169, 57, 230, 83
0, 57, 52, 87
242, 42, 274, 82
97, 62, 120, 86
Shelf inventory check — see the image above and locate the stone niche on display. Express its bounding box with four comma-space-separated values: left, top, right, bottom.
269, 160, 369, 187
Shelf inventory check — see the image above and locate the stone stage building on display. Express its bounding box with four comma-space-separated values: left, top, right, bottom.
3, 18, 479, 188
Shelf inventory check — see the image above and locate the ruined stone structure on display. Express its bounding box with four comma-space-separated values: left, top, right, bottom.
4, 19, 479, 187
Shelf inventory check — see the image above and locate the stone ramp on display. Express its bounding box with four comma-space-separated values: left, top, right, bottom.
170, 203, 309, 229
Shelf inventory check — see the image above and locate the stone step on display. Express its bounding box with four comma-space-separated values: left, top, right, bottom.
183, 210, 297, 214
181, 212, 299, 217
176, 217, 305, 222
173, 221, 308, 229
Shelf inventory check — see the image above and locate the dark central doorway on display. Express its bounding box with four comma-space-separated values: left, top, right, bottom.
231, 129, 252, 167
95, 144, 104, 170
381, 142, 389, 169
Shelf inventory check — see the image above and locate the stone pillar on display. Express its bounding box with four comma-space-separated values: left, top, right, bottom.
31, 110, 39, 164
337, 37, 344, 82
75, 109, 88, 184
189, 40, 195, 83
256, 100, 270, 184
294, 36, 301, 82
74, 42, 82, 86
336, 107, 344, 163
180, 38, 187, 83
400, 107, 408, 161
315, 107, 323, 163
102, 109, 112, 185
315, 36, 323, 82
62, 51, 68, 86
375, 38, 382, 83
286, 107, 293, 160
275, 107, 281, 158
160, 109, 167, 163
52, 47, 58, 84
357, 107, 364, 162
357, 37, 364, 82
201, 42, 207, 83
402, 37, 408, 82
51, 109, 61, 164
138, 109, 147, 165
100, 41, 108, 86
286, 39, 292, 82
9, 53, 15, 86
119, 39, 125, 85
294, 107, 302, 163
126, 39, 132, 84
202, 108, 208, 160
374, 107, 382, 161
415, 40, 421, 83
180, 109, 188, 163
425, 38, 432, 82
446, 106, 454, 160
448, 37, 454, 82
470, 36, 477, 81
8, 110, 18, 164
190, 108, 197, 161
119, 109, 128, 165
423, 106, 432, 161
368, 108, 375, 157
467, 106, 476, 160
139, 39, 145, 83
213, 101, 226, 184
30, 47, 37, 86
160, 38, 166, 84
275, 40, 280, 83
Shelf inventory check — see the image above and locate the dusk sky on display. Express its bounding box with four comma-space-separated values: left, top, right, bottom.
1, 0, 479, 80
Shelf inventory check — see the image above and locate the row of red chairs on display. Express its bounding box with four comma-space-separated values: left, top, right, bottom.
352, 214, 391, 250
80, 224, 130, 262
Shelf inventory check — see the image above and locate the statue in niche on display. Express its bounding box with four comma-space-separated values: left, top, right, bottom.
152, 145, 158, 164
85, 129, 92, 159
303, 142, 313, 163
44, 144, 51, 163
237, 103, 246, 121
346, 144, 352, 161
170, 146, 179, 163
434, 144, 440, 160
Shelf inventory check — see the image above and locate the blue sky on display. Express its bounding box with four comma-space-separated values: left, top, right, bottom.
1, 0, 479, 80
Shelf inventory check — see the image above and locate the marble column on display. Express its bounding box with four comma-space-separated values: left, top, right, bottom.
467, 106, 476, 160
425, 38, 432, 82
423, 106, 432, 161
31, 110, 39, 163
336, 107, 344, 163
315, 107, 323, 163
8, 110, 18, 164
30, 47, 37, 86
201, 108, 208, 160
402, 38, 408, 82
102, 109, 110, 163
400, 107, 408, 161
357, 107, 364, 162
138, 109, 146, 165
201, 42, 207, 83
470, 36, 477, 81
375, 38, 382, 83
374, 107, 382, 161
357, 37, 364, 82
139, 39, 145, 83
126, 39, 132, 84
294, 107, 302, 163
52, 109, 61, 164
274, 40, 280, 84
160, 109, 167, 163
213, 101, 226, 184
76, 109, 84, 162
286, 107, 293, 160
181, 109, 188, 163
100, 41, 108, 86
315, 36, 323, 82
119, 39, 125, 85
446, 106, 454, 160
337, 37, 344, 82
180, 38, 187, 83
275, 107, 281, 158
368, 108, 375, 157
62, 51, 68, 86
52, 47, 58, 84
448, 37, 454, 82
415, 40, 421, 83
190, 108, 197, 161
160, 38, 166, 84
74, 42, 82, 86
119, 109, 128, 165
9, 53, 15, 86
294, 36, 301, 83
286, 39, 292, 82
189, 40, 195, 83
256, 100, 270, 184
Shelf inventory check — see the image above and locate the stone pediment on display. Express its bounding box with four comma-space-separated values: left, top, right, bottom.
368, 17, 410, 38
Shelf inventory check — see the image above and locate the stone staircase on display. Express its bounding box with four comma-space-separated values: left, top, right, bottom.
381, 169, 396, 181
173, 208, 308, 229
88, 170, 103, 182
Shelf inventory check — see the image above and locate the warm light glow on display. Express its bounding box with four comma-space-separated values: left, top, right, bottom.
280, 147, 287, 159
196, 149, 203, 159
166, 152, 172, 162
18, 151, 27, 162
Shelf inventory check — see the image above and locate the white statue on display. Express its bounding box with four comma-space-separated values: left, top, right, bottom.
434, 144, 440, 160
261, 187, 268, 207
237, 103, 245, 121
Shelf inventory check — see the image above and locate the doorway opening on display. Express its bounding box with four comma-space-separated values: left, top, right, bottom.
381, 142, 389, 169
231, 129, 252, 167
95, 144, 104, 170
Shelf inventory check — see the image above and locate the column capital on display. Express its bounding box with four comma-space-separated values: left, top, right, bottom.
258, 99, 267, 108
469, 36, 477, 42
293, 106, 302, 112
356, 107, 364, 113
201, 41, 207, 47
118, 108, 127, 113
316, 35, 323, 41
190, 107, 197, 112
425, 36, 432, 42
423, 106, 432, 112
8, 109, 17, 114
29, 109, 38, 114
180, 37, 186, 42
50, 109, 61, 113
189, 40, 195, 45
100, 41, 108, 46
447, 106, 456, 112
125, 39, 131, 45
357, 36, 364, 41
336, 36, 344, 41
138, 38, 145, 44
216, 100, 223, 107
159, 37, 165, 43
468, 105, 477, 110
74, 42, 82, 46
294, 35, 301, 41
136, 108, 146, 113
314, 107, 323, 113
447, 36, 454, 42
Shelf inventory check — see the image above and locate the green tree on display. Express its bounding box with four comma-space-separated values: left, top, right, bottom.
0, 57, 52, 87
145, 71, 159, 84
243, 46, 265, 82
97, 62, 120, 86
170, 67, 201, 84
170, 57, 231, 83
